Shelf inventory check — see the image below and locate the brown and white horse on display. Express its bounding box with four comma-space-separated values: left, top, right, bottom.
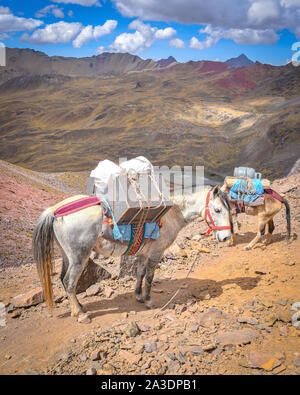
224, 188, 291, 250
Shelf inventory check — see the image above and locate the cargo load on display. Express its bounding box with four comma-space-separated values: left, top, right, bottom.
87, 156, 173, 226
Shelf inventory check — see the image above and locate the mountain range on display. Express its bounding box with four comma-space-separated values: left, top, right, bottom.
1, 48, 254, 79
0, 48, 299, 180
226, 54, 254, 68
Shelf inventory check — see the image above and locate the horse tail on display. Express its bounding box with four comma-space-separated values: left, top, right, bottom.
32, 207, 56, 310
282, 198, 291, 240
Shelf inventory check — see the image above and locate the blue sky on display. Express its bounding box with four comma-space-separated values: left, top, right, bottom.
0, 0, 299, 65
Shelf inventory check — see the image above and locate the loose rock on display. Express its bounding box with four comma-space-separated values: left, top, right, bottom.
237, 316, 258, 325
126, 321, 141, 337
11, 288, 44, 308
86, 284, 100, 297
104, 286, 114, 299
198, 307, 227, 328
118, 350, 141, 365
215, 329, 260, 346
293, 359, 300, 367
144, 341, 157, 353
247, 350, 282, 371
86, 368, 96, 375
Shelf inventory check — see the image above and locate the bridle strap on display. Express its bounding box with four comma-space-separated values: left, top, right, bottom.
204, 190, 231, 237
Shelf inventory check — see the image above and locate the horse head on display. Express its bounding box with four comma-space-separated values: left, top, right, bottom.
205, 185, 233, 242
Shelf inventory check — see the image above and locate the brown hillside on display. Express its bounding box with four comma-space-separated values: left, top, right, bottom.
0, 49, 299, 179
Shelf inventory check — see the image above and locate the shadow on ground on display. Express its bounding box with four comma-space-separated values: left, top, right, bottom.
57, 275, 261, 320
232, 231, 287, 247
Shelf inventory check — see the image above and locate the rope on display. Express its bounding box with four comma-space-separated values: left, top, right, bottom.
123, 173, 150, 255
237, 176, 255, 203
153, 251, 199, 318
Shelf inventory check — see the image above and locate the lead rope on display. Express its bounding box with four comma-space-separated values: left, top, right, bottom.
153, 252, 199, 318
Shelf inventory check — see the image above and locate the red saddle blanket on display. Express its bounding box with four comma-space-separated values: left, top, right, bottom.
54, 196, 101, 218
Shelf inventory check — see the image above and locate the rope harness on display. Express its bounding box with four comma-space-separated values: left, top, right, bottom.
204, 189, 232, 237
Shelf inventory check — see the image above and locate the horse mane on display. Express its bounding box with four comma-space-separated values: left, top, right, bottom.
171, 187, 210, 210
215, 185, 231, 211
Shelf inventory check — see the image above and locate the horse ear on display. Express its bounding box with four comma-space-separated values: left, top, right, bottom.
212, 185, 219, 197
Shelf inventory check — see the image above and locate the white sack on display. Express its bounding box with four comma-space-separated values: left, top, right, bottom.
90, 159, 121, 195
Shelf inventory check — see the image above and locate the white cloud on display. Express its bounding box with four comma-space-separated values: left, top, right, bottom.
20, 19, 117, 48
72, 20, 117, 48
20, 21, 82, 45
0, 6, 10, 15
95, 45, 105, 54
112, 0, 251, 27
0, 6, 43, 34
190, 24, 279, 50
110, 31, 145, 53
73, 25, 93, 48
281, 0, 300, 6
109, 19, 176, 54
190, 35, 217, 50
112, 0, 300, 39
94, 20, 118, 38
0, 32, 9, 40
51, 0, 101, 6
35, 5, 65, 19
154, 27, 176, 39
248, 1, 280, 25
169, 38, 185, 49
223, 28, 279, 45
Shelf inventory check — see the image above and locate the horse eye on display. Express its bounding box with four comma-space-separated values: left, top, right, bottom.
214, 207, 221, 213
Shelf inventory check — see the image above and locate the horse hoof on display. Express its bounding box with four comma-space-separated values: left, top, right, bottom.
243, 246, 250, 251
136, 295, 144, 303
145, 300, 155, 309
78, 313, 91, 324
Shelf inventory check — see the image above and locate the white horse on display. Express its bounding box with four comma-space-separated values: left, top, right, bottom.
33, 185, 232, 323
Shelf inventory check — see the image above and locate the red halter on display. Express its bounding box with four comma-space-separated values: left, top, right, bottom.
204, 190, 232, 237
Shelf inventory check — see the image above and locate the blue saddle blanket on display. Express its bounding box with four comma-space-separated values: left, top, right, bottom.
230, 179, 264, 203
99, 194, 160, 242
118, 222, 160, 241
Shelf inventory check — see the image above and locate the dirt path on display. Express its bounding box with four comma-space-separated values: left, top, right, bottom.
0, 198, 299, 374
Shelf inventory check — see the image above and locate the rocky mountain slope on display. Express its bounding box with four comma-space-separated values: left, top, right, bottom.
0, 160, 88, 268
1, 48, 174, 81
0, 161, 299, 375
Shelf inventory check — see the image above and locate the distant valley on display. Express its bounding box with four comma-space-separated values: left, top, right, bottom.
0, 48, 299, 180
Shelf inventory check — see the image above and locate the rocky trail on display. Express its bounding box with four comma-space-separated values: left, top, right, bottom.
0, 163, 299, 375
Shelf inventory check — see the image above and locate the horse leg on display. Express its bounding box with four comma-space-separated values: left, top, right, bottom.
244, 214, 268, 250
135, 256, 148, 303
63, 255, 89, 320
144, 258, 160, 309
228, 233, 236, 246
60, 253, 86, 311
265, 219, 275, 245
228, 213, 238, 246
60, 256, 68, 289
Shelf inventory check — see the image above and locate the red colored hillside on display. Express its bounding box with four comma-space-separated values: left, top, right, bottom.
216, 67, 257, 96
194, 61, 231, 75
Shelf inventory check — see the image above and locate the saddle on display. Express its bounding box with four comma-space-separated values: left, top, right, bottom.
229, 178, 264, 206
222, 174, 271, 210
53, 195, 101, 217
